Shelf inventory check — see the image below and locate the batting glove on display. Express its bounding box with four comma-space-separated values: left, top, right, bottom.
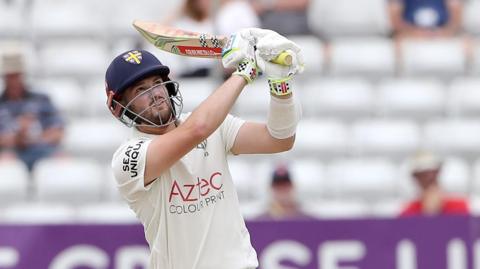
222, 31, 256, 69
232, 57, 260, 84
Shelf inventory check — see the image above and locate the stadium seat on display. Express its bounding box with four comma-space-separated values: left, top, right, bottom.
33, 157, 104, 204
377, 78, 445, 117
0, 159, 29, 205
289, 159, 326, 203
288, 36, 325, 75
424, 119, 480, 155
329, 38, 395, 77
400, 38, 466, 77
1, 203, 75, 224
463, 0, 480, 36
84, 79, 111, 117
470, 159, 480, 196
35, 78, 84, 116
438, 157, 470, 195
178, 78, 217, 113
235, 79, 279, 116
0, 0, 27, 38
76, 203, 138, 224
106, 0, 181, 37
228, 159, 256, 202
31, 0, 105, 38
302, 200, 371, 219
447, 78, 480, 115
370, 199, 406, 218
294, 119, 349, 157
325, 158, 399, 200
473, 40, 480, 75
302, 78, 374, 117
470, 196, 480, 216
351, 119, 421, 157
36, 40, 109, 78
239, 200, 267, 220
307, 0, 391, 37
62, 118, 130, 159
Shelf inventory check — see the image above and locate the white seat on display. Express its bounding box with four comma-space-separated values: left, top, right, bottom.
370, 199, 406, 218
84, 79, 111, 117
472, 159, 480, 196
31, 0, 105, 38
106, 0, 181, 36
473, 40, 480, 75
1, 203, 75, 224
0, 159, 29, 205
235, 79, 276, 116
228, 159, 256, 202
302, 200, 370, 219
470, 196, 480, 216
289, 159, 325, 203
377, 79, 445, 117
0, 0, 27, 38
178, 78, 216, 113
463, 1, 480, 35
307, 0, 391, 38
76, 203, 139, 224
37, 40, 109, 77
330, 38, 395, 77
351, 119, 420, 156
326, 158, 399, 200
447, 78, 480, 115
288, 36, 325, 75
35, 78, 84, 115
33, 158, 104, 204
63, 118, 130, 159
294, 119, 349, 156
424, 119, 480, 154
438, 157, 470, 195
400, 38, 466, 77
302, 78, 374, 117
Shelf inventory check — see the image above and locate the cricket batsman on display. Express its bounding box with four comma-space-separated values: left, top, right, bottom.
106, 28, 304, 269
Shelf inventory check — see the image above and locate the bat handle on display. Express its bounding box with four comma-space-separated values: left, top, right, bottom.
271, 51, 293, 66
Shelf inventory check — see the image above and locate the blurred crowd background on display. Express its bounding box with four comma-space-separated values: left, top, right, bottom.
0, 0, 479, 224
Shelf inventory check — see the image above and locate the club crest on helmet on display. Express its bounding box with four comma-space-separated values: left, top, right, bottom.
123, 50, 143, 64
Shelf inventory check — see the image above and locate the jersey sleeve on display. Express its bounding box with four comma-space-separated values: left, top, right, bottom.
111, 138, 153, 202
220, 114, 245, 154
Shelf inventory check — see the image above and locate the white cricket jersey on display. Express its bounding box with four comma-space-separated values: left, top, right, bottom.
111, 114, 258, 269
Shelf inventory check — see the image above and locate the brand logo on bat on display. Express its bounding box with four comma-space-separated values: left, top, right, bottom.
176, 46, 222, 57
123, 50, 143, 64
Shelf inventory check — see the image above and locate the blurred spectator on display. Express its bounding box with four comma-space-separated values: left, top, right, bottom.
250, 0, 310, 35
161, 0, 259, 78
400, 151, 469, 216
389, 0, 463, 38
0, 52, 64, 170
257, 164, 311, 220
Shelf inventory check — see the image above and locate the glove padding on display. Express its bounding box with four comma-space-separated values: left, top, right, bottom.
222, 31, 255, 69
230, 28, 305, 77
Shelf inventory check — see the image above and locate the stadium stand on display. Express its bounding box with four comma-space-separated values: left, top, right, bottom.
1, 0, 480, 224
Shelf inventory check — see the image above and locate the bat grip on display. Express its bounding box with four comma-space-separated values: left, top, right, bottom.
271, 51, 293, 66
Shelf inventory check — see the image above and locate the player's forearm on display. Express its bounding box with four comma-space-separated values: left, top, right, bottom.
183, 75, 246, 139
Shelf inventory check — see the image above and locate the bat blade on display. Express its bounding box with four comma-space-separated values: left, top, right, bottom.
133, 20, 226, 58
133, 20, 293, 66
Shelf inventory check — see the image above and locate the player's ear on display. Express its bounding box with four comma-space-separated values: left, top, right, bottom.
106, 90, 122, 117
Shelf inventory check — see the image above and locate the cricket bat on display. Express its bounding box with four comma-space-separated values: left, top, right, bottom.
132, 20, 293, 66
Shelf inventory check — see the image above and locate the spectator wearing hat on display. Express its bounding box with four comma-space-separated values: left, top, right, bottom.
0, 52, 64, 170
400, 151, 469, 216
257, 163, 311, 220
